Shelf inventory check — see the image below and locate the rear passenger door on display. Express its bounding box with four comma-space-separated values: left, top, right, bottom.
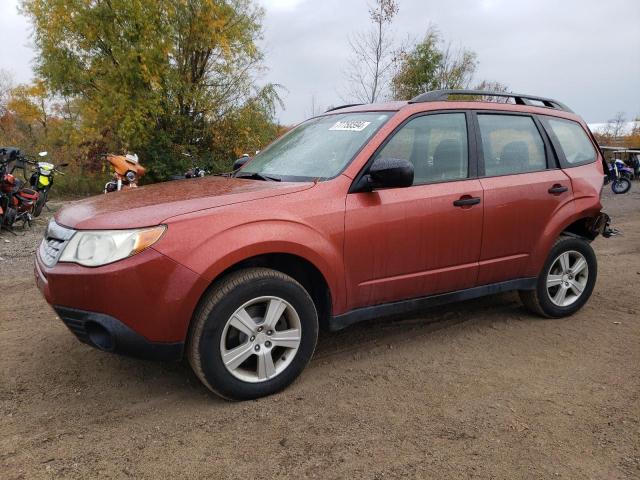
344, 112, 484, 311
474, 112, 574, 285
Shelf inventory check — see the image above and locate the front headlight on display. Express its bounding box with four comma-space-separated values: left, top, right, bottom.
59, 225, 166, 267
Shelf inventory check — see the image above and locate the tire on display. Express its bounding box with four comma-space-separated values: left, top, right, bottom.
611, 178, 631, 194
519, 236, 597, 318
33, 190, 47, 217
187, 268, 318, 401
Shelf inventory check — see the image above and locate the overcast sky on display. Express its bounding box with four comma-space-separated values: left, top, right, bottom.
1, 0, 639, 125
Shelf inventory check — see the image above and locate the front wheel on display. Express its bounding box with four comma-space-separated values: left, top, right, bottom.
187, 268, 318, 400
611, 178, 631, 194
519, 236, 597, 318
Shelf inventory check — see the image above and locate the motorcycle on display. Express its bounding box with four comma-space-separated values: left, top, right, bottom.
171, 166, 209, 180
605, 159, 632, 194
0, 148, 40, 231
184, 166, 209, 178
612, 158, 634, 181
28, 151, 68, 217
103, 153, 146, 193
170, 153, 209, 180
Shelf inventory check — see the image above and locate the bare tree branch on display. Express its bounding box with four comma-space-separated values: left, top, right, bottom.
342, 0, 399, 103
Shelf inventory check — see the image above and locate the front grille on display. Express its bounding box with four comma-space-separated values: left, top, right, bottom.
39, 220, 75, 267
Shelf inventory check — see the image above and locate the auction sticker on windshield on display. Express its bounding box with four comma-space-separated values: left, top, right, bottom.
329, 120, 371, 132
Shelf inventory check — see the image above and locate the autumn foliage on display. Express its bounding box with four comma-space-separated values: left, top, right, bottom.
0, 0, 285, 194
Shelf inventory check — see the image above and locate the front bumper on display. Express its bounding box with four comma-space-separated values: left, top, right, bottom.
54, 306, 183, 361
35, 246, 210, 360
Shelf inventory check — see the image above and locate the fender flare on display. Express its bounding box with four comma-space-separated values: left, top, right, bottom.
525, 202, 600, 277
197, 220, 346, 313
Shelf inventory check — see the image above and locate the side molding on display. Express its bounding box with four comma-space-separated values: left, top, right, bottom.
329, 278, 537, 331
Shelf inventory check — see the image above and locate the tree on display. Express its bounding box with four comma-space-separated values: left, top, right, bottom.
20, 0, 282, 179
608, 112, 627, 141
8, 80, 50, 138
0, 69, 13, 118
436, 43, 477, 90
470, 80, 511, 102
343, 0, 399, 103
623, 116, 640, 150
391, 29, 441, 100
391, 28, 478, 100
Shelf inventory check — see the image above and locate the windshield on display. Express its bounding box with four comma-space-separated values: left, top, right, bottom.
238, 112, 392, 181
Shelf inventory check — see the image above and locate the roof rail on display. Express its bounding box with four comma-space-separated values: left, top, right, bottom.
408, 89, 573, 113
324, 103, 363, 113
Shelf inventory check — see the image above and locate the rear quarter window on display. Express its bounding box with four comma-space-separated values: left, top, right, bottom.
544, 117, 596, 167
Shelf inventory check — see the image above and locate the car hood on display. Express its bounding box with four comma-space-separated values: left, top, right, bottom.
55, 176, 314, 230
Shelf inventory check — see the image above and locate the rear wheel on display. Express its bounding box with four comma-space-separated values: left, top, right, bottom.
187, 268, 318, 400
519, 236, 597, 318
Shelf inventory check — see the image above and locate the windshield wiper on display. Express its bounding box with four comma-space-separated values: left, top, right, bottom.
235, 172, 281, 182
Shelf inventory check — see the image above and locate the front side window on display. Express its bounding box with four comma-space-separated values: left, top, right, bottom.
545, 118, 596, 166
478, 114, 547, 176
239, 112, 391, 181
375, 113, 468, 185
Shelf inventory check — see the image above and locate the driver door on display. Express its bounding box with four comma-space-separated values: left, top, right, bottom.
343, 112, 483, 311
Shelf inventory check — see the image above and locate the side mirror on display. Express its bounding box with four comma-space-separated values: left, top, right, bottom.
38, 151, 48, 157
233, 156, 251, 171
354, 157, 414, 192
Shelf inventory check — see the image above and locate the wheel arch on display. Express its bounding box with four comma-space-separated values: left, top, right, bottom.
526, 209, 602, 277
560, 216, 601, 241
191, 252, 335, 337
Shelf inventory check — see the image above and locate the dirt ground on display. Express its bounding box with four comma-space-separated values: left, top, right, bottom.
1, 188, 638, 480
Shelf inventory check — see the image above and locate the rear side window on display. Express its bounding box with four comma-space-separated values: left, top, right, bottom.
376, 113, 468, 185
545, 118, 596, 166
477, 114, 546, 176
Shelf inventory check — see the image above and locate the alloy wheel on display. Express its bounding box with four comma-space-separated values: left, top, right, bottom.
546, 250, 589, 307
219, 296, 302, 383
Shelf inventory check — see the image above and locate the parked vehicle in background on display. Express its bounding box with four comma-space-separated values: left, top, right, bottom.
103, 153, 145, 193
0, 147, 40, 231
170, 153, 210, 180
606, 159, 632, 194
184, 166, 209, 178
612, 158, 634, 180
35, 89, 613, 400
29, 151, 68, 217
631, 154, 640, 179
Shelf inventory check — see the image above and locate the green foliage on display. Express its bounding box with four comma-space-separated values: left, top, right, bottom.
391, 30, 442, 100
17, 0, 282, 181
391, 28, 491, 101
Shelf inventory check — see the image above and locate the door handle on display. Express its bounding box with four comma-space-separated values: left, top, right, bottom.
548, 184, 568, 194
453, 196, 481, 207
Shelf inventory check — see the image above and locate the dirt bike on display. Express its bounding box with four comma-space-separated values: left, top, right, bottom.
103, 153, 146, 193
611, 158, 634, 181
0, 148, 40, 231
28, 151, 68, 217
605, 159, 632, 194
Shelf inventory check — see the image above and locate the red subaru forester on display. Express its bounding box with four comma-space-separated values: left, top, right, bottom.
35, 90, 612, 400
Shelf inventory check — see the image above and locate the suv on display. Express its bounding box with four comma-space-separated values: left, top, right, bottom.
35, 89, 612, 400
